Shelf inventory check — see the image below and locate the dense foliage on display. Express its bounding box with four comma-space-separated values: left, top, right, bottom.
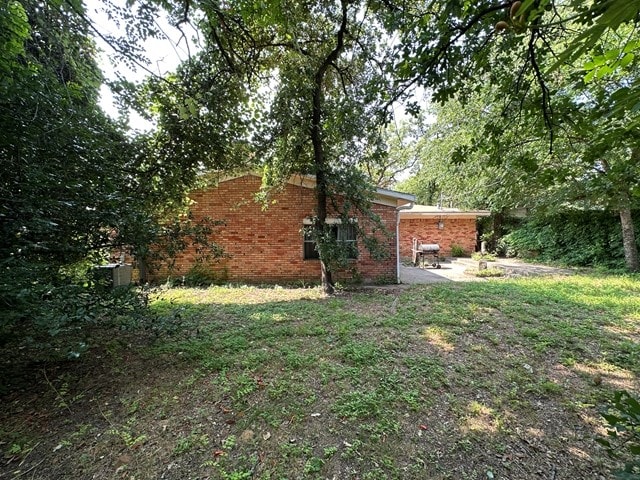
0, 0, 226, 348
0, 0, 136, 344
500, 210, 639, 269
598, 390, 640, 479
391, 0, 640, 271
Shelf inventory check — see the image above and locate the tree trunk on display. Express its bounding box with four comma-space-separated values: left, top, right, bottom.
619, 206, 639, 272
606, 150, 639, 273
137, 256, 149, 284
315, 167, 335, 294
309, 0, 347, 295
311, 79, 335, 294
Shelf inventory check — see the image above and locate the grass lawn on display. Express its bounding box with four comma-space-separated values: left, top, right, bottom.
1, 274, 639, 479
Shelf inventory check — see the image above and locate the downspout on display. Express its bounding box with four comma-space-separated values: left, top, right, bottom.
396, 201, 414, 284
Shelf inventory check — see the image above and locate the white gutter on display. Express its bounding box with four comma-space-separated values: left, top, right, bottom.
396, 201, 415, 284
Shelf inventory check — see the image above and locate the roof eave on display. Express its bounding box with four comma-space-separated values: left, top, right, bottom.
218, 172, 416, 206
400, 210, 491, 219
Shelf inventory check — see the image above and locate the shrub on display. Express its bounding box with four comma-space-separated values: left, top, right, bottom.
450, 244, 467, 257
499, 209, 636, 268
597, 390, 640, 478
0, 270, 148, 358
183, 262, 229, 286
467, 267, 504, 278
471, 252, 497, 261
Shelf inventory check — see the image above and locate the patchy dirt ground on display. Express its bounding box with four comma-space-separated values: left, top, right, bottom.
1, 277, 638, 479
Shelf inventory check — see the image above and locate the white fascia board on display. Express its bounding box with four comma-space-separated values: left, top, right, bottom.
303, 217, 358, 225
400, 211, 491, 219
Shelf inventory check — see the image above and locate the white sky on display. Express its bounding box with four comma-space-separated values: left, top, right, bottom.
85, 0, 198, 130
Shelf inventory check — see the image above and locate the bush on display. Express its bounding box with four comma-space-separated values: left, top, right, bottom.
467, 267, 504, 278
471, 252, 497, 261
1, 277, 148, 357
182, 263, 229, 287
450, 244, 467, 257
499, 210, 638, 268
598, 390, 640, 478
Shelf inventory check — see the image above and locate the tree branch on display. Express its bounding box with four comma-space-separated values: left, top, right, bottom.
527, 28, 554, 151
384, 1, 512, 111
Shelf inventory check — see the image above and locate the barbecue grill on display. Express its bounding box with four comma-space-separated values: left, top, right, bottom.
411, 238, 441, 269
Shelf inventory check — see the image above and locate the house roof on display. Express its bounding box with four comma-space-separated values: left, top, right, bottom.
373, 185, 415, 207
219, 172, 415, 208
399, 204, 491, 219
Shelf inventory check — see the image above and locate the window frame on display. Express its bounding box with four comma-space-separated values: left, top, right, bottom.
302, 218, 358, 261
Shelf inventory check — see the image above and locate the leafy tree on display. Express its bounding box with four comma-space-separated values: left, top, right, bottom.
388, 0, 640, 113
389, 0, 640, 270
248, 0, 400, 293
0, 0, 219, 344
396, 75, 640, 267
395, 97, 541, 210
115, 0, 405, 293
0, 0, 145, 344
368, 120, 423, 189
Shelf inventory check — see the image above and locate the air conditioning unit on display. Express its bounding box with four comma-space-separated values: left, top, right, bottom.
94, 263, 133, 288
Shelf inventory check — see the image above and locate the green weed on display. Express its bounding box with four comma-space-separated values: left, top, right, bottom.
333, 390, 385, 419
340, 340, 383, 365
174, 431, 210, 454
107, 421, 148, 449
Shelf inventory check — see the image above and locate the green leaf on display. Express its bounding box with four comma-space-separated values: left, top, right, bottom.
604, 48, 621, 61
619, 53, 635, 68
584, 68, 597, 83
596, 438, 612, 449
622, 40, 640, 54
597, 0, 637, 29
596, 65, 613, 79
548, 25, 607, 73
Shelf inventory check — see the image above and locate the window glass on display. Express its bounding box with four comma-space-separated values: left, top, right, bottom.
303, 230, 320, 260
303, 222, 357, 260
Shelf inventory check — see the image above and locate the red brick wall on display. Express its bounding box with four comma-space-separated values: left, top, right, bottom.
399, 217, 478, 259
153, 175, 398, 283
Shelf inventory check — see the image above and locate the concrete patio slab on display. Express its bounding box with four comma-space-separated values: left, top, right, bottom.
400, 258, 576, 285
400, 260, 477, 284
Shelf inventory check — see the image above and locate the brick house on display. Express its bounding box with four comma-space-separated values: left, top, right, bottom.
398, 204, 491, 260
156, 173, 415, 284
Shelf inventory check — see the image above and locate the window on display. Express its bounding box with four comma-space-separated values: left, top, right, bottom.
337, 223, 357, 257
303, 220, 358, 260
303, 229, 320, 260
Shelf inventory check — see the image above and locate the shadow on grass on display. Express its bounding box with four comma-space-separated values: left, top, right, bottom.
0, 275, 638, 479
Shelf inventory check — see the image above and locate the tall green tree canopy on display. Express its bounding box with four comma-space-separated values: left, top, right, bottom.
0, 0, 185, 339
391, 0, 640, 270
116, 0, 409, 292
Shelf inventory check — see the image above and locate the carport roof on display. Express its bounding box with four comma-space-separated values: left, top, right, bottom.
400, 204, 491, 219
